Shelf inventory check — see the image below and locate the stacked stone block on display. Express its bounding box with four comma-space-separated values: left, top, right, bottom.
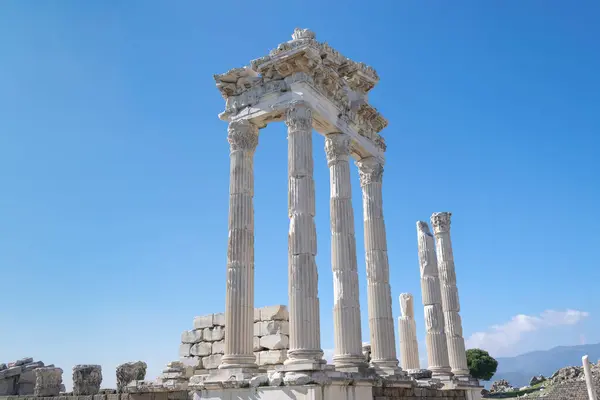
156, 362, 189, 391
72, 365, 102, 395
0, 358, 59, 396
177, 305, 290, 376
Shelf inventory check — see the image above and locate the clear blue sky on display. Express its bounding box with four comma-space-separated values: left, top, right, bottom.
1, 0, 599, 389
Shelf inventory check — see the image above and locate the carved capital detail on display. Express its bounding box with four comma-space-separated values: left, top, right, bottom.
430, 212, 452, 234
356, 156, 384, 187
285, 100, 312, 132
325, 133, 351, 165
227, 120, 259, 152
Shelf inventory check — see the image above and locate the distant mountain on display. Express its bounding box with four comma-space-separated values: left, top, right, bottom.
489, 343, 600, 388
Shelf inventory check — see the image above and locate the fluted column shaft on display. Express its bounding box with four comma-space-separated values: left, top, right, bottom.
325, 133, 364, 369
431, 212, 470, 377
416, 221, 452, 377
398, 293, 420, 370
285, 101, 324, 366
356, 157, 400, 371
220, 120, 259, 370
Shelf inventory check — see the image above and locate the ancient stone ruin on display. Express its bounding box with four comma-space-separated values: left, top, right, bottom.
0, 28, 488, 400
0, 358, 61, 396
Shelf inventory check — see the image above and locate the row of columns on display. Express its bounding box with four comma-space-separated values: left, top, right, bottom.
220, 100, 400, 372
414, 214, 469, 378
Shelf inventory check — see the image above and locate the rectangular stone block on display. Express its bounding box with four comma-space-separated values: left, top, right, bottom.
190, 342, 212, 357
211, 340, 225, 354
181, 330, 203, 344
259, 320, 289, 336
0, 366, 22, 379
0, 376, 16, 395
253, 336, 263, 351
259, 305, 289, 321
178, 343, 192, 357
255, 350, 287, 366
193, 368, 209, 376
253, 322, 261, 337
201, 355, 222, 370
202, 326, 225, 342
193, 315, 214, 330
179, 357, 202, 368
259, 334, 289, 350
213, 313, 225, 326
254, 308, 260, 322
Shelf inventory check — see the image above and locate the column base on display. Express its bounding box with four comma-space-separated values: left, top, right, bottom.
284, 349, 325, 371
332, 354, 368, 371
219, 354, 257, 370
430, 366, 453, 380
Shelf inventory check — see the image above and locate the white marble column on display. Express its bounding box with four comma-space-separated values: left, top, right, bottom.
220, 120, 259, 370
398, 293, 420, 371
284, 100, 324, 368
582, 355, 598, 400
356, 156, 400, 373
416, 221, 452, 378
325, 132, 365, 369
430, 212, 470, 377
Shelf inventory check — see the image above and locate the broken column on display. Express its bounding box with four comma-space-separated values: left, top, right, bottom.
285, 101, 324, 368
116, 361, 147, 393
34, 367, 63, 397
221, 119, 259, 370
416, 221, 452, 378
73, 365, 102, 395
398, 293, 420, 371
325, 132, 364, 369
356, 156, 400, 373
582, 355, 598, 400
430, 212, 470, 377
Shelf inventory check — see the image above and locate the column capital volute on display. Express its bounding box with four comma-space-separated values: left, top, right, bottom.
430, 212, 452, 234
355, 156, 384, 186
399, 293, 415, 319
285, 100, 312, 131
228, 119, 259, 152
325, 132, 351, 166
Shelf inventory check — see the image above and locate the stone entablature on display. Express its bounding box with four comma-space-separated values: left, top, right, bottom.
214, 28, 388, 160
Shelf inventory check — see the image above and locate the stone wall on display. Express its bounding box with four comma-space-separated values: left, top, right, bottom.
173, 305, 290, 377
373, 386, 468, 400
0, 359, 57, 396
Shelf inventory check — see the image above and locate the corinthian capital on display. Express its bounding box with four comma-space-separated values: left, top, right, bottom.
285, 100, 312, 132
355, 156, 384, 187
325, 133, 351, 166
430, 212, 452, 234
228, 120, 259, 152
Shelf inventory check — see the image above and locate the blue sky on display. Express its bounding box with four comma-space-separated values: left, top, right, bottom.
1, 0, 599, 389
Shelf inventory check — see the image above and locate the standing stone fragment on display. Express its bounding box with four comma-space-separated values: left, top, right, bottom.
34, 367, 63, 397
398, 293, 420, 371
73, 364, 102, 395
116, 361, 146, 393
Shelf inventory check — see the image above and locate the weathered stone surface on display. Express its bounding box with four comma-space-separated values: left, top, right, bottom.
0, 366, 22, 379
249, 375, 268, 388
193, 315, 214, 330
489, 379, 514, 393
213, 313, 225, 327
0, 376, 16, 395
211, 341, 225, 355
0, 364, 6, 371
189, 343, 211, 357
181, 330, 203, 344
179, 357, 201, 368
178, 343, 191, 357
116, 362, 146, 393
73, 365, 102, 395
259, 305, 288, 321
202, 326, 224, 342
259, 334, 289, 350
201, 355, 222, 370
254, 308, 261, 322
407, 368, 433, 380
268, 371, 284, 387
283, 372, 311, 386
15, 358, 34, 367
253, 336, 263, 352
34, 367, 63, 397
255, 320, 290, 336
255, 350, 287, 366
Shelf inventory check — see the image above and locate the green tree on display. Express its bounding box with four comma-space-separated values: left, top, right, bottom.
466, 348, 498, 381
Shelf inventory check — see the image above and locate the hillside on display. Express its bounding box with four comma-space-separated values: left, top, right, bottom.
491, 343, 600, 388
